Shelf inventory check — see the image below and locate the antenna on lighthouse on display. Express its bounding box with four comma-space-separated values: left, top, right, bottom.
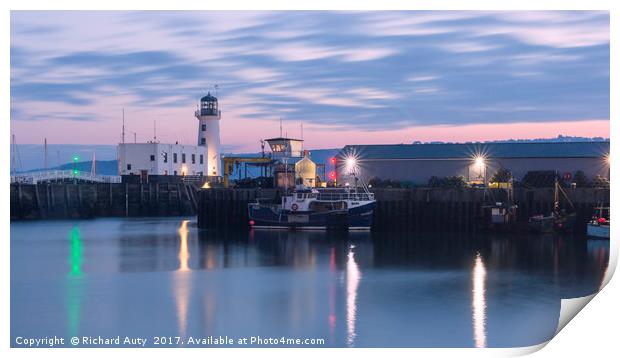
91, 151, 96, 175
153, 120, 157, 142
280, 117, 283, 137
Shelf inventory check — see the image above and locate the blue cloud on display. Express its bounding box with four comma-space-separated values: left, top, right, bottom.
10, 11, 609, 129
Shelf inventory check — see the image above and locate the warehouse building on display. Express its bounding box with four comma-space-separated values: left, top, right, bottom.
336, 142, 610, 185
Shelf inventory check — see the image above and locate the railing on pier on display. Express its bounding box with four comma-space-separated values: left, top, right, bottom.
10, 170, 122, 184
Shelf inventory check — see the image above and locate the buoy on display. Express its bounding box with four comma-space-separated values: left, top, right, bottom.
249, 220, 255, 226
598, 217, 607, 224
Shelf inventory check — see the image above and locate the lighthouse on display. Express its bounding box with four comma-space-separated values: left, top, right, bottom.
196, 92, 221, 176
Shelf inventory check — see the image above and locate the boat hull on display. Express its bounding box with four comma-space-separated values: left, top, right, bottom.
248, 201, 375, 230
528, 213, 577, 233
587, 223, 610, 239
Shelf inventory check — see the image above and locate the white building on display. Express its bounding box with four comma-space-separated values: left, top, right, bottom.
118, 92, 222, 178
118, 142, 208, 177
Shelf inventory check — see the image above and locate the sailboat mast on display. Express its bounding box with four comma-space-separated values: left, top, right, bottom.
44, 138, 48, 171
554, 175, 559, 211
11, 134, 16, 177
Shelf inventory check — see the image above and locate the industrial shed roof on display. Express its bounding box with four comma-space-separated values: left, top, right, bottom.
338, 142, 610, 159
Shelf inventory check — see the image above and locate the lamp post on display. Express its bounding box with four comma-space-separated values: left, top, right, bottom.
474, 156, 486, 186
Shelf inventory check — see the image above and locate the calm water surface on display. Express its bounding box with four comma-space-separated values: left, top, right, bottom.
11, 218, 609, 348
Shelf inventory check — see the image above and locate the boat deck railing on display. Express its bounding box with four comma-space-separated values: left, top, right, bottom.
316, 192, 374, 202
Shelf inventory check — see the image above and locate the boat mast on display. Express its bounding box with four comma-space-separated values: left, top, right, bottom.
554, 174, 559, 212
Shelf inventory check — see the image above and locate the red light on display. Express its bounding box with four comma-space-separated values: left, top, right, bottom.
330, 157, 337, 165
329, 171, 336, 179
249, 220, 255, 226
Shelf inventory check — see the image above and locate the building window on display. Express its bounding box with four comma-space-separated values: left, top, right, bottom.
163, 152, 168, 163
173, 153, 177, 163
182, 153, 186, 163
192, 154, 196, 164
201, 124, 206, 131
174, 170, 177, 175
201, 138, 206, 145
150, 154, 155, 162
127, 164, 132, 170
200, 154, 203, 164
164, 170, 168, 175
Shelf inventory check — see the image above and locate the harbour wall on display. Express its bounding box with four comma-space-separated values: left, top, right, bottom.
10, 183, 199, 220
197, 187, 609, 232
11, 184, 609, 233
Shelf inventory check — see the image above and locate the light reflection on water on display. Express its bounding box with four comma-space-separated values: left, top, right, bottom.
10, 218, 609, 348
472, 253, 487, 348
66, 225, 83, 338
346, 245, 361, 347
175, 220, 191, 338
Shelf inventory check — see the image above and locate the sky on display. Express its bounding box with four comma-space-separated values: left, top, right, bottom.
10, 11, 610, 153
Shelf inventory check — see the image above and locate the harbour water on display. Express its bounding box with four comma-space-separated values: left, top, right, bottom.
11, 218, 609, 348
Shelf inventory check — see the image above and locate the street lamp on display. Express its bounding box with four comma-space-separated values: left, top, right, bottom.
345, 156, 358, 175
473, 155, 487, 185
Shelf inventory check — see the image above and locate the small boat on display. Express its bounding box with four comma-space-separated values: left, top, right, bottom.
490, 202, 518, 226
480, 180, 518, 230
248, 184, 376, 231
587, 206, 610, 239
528, 211, 577, 233
528, 176, 576, 233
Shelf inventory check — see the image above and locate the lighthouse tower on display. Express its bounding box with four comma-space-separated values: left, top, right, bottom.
196, 92, 221, 176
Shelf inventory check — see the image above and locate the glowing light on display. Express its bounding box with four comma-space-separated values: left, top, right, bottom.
181, 165, 188, 176
346, 157, 357, 172
475, 156, 485, 167
346, 247, 361, 347
330, 157, 337, 165
201, 181, 210, 189
72, 155, 79, 162
472, 253, 487, 348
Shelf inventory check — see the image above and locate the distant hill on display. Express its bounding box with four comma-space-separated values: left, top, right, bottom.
19, 160, 119, 176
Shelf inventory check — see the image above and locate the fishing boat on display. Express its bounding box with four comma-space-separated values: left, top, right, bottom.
480, 181, 518, 230
248, 183, 376, 231
528, 177, 576, 233
586, 206, 610, 239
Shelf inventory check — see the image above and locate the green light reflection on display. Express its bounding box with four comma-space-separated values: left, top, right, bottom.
67, 224, 84, 337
